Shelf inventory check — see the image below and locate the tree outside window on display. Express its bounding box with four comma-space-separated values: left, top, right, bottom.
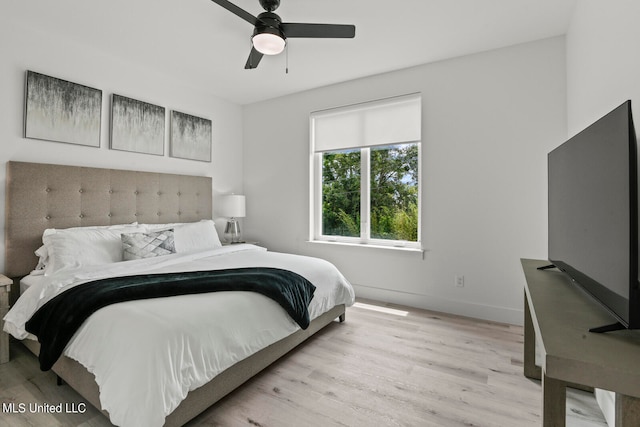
370, 143, 419, 241
321, 144, 418, 242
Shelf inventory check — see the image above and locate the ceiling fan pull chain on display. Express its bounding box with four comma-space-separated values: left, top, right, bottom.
285, 42, 289, 74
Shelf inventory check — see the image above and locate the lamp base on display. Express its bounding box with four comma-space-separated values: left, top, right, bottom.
223, 218, 242, 243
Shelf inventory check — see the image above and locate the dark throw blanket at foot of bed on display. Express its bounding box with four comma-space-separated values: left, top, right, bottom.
26, 267, 316, 371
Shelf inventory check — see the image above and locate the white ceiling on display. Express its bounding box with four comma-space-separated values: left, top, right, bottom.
11, 0, 577, 105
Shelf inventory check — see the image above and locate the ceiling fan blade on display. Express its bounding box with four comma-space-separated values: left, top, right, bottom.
210, 0, 259, 26
244, 47, 264, 69
281, 23, 355, 38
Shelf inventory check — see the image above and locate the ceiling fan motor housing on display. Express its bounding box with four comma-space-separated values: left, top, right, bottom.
253, 12, 285, 40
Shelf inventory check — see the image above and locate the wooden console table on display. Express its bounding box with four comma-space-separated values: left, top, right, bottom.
521, 259, 640, 426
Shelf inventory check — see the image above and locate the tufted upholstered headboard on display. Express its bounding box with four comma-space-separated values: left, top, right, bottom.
5, 161, 212, 279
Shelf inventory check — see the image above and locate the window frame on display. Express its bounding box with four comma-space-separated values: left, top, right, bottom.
309, 95, 422, 249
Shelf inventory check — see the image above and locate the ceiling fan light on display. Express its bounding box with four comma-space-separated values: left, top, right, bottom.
252, 31, 286, 55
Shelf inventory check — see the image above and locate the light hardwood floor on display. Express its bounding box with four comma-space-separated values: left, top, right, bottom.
0, 299, 607, 427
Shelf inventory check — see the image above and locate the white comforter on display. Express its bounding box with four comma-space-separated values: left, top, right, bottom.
4, 244, 355, 427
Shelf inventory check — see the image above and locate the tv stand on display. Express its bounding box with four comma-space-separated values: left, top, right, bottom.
590, 321, 626, 333
521, 259, 640, 426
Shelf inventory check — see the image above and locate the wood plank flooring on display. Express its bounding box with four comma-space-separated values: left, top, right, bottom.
0, 299, 607, 426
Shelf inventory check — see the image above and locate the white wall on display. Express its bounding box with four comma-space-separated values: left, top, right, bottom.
566, 2, 640, 424
0, 13, 244, 273
567, 0, 640, 135
243, 37, 567, 325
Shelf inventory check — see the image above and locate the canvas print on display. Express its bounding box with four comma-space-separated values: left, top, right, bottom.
24, 71, 102, 147
110, 94, 165, 155
170, 110, 212, 162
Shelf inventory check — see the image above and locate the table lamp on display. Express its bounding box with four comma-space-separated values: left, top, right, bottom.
219, 194, 245, 243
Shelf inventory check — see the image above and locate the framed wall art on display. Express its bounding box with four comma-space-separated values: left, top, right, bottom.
110, 94, 165, 155
24, 71, 102, 147
170, 110, 212, 162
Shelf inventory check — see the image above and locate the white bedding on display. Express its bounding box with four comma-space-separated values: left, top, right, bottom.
20, 273, 44, 295
4, 244, 355, 427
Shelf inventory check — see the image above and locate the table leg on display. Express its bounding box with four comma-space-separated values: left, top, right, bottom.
524, 291, 541, 380
542, 373, 566, 427
615, 393, 640, 426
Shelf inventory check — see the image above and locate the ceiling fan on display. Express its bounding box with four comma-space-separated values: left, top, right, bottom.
210, 0, 356, 69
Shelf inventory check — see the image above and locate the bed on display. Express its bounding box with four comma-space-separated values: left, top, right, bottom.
2, 161, 355, 427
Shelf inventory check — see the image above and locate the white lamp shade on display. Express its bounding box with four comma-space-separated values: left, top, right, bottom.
252, 32, 286, 55
219, 194, 246, 218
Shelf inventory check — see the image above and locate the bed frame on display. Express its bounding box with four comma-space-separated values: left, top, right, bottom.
4, 161, 345, 426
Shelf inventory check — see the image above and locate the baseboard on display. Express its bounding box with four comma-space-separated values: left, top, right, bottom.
351, 283, 523, 325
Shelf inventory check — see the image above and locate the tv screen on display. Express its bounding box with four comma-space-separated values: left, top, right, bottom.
548, 100, 638, 331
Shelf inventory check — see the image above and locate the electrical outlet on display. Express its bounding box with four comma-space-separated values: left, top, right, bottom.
455, 275, 465, 288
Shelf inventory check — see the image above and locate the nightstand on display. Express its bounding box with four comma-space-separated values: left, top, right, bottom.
222, 241, 260, 246
0, 274, 11, 364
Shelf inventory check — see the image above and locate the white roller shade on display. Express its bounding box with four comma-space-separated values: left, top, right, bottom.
312, 93, 421, 152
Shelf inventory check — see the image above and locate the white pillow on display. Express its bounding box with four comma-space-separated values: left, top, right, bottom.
41, 222, 138, 238
34, 245, 49, 271
35, 222, 139, 271
41, 224, 145, 275
143, 222, 183, 232
143, 220, 222, 253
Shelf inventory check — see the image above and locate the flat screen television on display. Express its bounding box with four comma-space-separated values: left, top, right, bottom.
547, 100, 639, 332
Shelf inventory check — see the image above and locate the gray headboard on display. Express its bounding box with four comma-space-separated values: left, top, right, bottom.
5, 161, 212, 278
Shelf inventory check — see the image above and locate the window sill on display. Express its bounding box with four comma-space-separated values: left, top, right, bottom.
306, 239, 425, 254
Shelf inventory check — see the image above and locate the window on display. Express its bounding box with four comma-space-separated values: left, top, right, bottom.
310, 94, 421, 248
